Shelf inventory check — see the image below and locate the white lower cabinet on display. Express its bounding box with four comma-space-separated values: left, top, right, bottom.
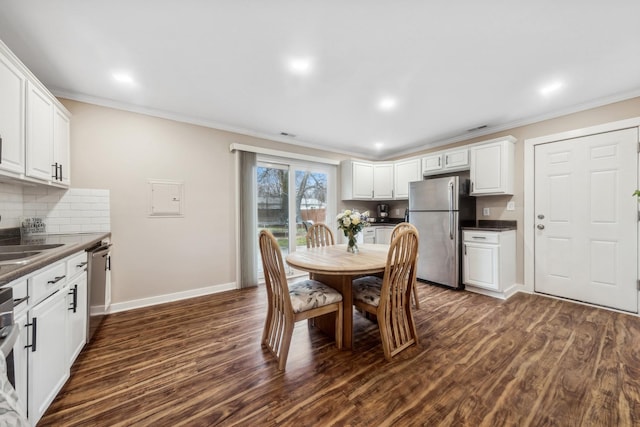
66, 271, 87, 365
463, 230, 516, 298
374, 226, 394, 245
4, 250, 88, 425
28, 288, 69, 425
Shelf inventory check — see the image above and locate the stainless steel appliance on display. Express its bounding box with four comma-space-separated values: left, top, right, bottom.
408, 174, 475, 288
86, 240, 112, 342
0, 287, 17, 386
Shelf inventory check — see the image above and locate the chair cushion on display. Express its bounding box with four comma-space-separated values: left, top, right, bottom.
289, 280, 343, 313
353, 276, 383, 307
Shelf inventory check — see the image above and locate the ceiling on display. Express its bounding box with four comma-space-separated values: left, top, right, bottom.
1, 1, 639, 159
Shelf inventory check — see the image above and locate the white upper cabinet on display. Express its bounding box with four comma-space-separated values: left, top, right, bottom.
394, 158, 421, 199
26, 81, 54, 182
470, 137, 516, 196
373, 163, 394, 199
53, 106, 71, 186
1, 39, 70, 188
443, 148, 469, 169
422, 153, 443, 173
422, 147, 469, 176
342, 160, 396, 200
342, 160, 373, 199
0, 52, 26, 176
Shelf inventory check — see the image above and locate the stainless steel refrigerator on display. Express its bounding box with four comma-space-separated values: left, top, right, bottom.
408, 174, 476, 288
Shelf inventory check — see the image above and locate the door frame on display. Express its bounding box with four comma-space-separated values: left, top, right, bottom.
523, 117, 640, 303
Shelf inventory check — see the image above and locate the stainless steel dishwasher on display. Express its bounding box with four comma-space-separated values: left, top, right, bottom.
86, 240, 111, 342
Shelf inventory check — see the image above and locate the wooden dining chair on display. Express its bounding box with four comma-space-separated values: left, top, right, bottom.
258, 230, 343, 370
352, 228, 420, 361
391, 222, 420, 309
305, 223, 335, 248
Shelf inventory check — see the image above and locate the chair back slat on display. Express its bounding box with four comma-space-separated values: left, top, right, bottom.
306, 223, 335, 248
379, 228, 419, 358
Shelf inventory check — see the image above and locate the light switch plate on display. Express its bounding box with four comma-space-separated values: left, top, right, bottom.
507, 201, 515, 211
482, 208, 490, 216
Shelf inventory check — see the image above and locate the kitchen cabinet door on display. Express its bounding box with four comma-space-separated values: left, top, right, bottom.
53, 106, 70, 186
422, 154, 443, 174
373, 163, 394, 199
26, 81, 54, 182
443, 148, 469, 169
341, 161, 374, 200
28, 288, 69, 426
394, 158, 421, 199
463, 242, 500, 290
470, 139, 515, 196
67, 272, 87, 366
374, 227, 394, 245
0, 51, 26, 176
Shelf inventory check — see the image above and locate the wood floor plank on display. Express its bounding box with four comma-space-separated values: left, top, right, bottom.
37, 284, 640, 426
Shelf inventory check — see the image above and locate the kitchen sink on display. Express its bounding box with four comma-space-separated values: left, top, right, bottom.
0, 243, 66, 265
0, 243, 64, 253
0, 251, 41, 262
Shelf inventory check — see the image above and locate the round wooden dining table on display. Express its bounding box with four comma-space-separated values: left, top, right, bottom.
285, 243, 389, 349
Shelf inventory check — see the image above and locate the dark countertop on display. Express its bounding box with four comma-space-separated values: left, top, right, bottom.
367, 218, 404, 226
0, 232, 111, 286
462, 220, 517, 232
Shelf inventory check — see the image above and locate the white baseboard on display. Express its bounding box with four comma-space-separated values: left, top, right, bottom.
465, 282, 524, 300
108, 282, 238, 314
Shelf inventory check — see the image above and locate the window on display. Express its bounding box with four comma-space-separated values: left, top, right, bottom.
256, 156, 336, 277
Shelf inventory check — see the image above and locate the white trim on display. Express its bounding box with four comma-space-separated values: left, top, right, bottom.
464, 282, 521, 300
523, 116, 640, 295
108, 282, 237, 314
229, 143, 340, 165
234, 151, 242, 292
389, 90, 640, 159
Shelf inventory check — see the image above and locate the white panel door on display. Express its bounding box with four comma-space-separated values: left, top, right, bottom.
534, 128, 638, 312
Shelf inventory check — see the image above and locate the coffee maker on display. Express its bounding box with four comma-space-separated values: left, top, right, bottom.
377, 204, 390, 222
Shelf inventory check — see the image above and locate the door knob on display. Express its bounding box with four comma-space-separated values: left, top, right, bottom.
537, 224, 545, 230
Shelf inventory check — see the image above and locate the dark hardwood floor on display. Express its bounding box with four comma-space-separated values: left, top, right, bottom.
39, 283, 640, 426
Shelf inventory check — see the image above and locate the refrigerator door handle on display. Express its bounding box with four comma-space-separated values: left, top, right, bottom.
448, 180, 454, 240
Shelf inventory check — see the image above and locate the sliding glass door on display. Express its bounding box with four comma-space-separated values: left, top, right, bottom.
257, 157, 335, 277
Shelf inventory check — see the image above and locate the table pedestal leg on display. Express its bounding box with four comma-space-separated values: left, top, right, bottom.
310, 273, 353, 350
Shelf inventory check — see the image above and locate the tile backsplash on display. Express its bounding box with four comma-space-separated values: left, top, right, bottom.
0, 183, 110, 233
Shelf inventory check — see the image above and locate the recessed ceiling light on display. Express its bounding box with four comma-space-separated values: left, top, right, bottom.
112, 72, 134, 85
539, 81, 564, 96
374, 142, 384, 150
378, 97, 397, 111
288, 57, 313, 75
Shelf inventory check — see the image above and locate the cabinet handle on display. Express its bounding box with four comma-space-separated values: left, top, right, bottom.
472, 236, 487, 239
464, 244, 467, 255
107, 255, 111, 271
371, 190, 374, 199
68, 284, 78, 313
58, 164, 63, 181
76, 261, 88, 268
25, 317, 37, 352
445, 155, 449, 166
438, 157, 441, 167
51, 162, 59, 180
47, 275, 66, 284
471, 181, 474, 192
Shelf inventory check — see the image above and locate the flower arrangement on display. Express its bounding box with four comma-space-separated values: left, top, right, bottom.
336, 209, 370, 253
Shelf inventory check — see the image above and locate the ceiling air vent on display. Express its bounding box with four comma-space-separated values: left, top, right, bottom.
467, 125, 488, 132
